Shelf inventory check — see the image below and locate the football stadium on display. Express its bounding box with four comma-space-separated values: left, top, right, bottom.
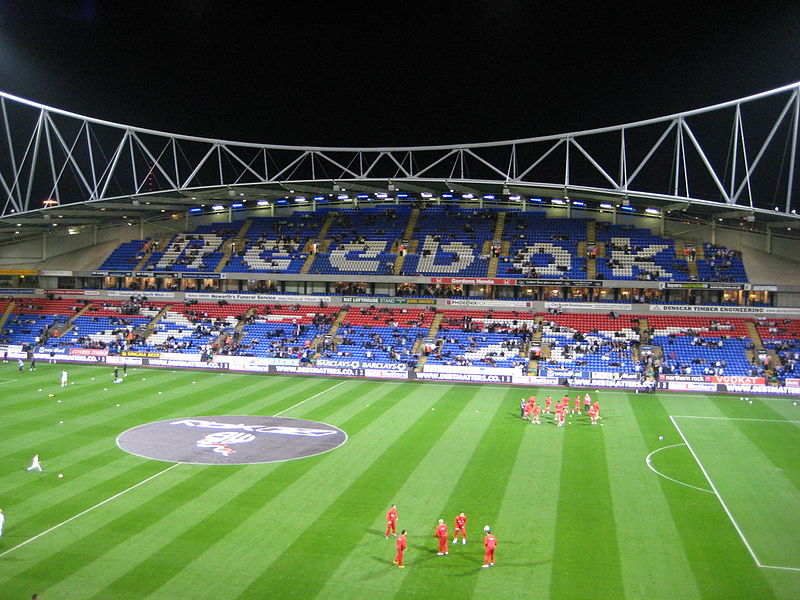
0, 78, 799, 599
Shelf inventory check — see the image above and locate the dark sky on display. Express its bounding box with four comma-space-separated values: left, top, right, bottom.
0, 1, 798, 148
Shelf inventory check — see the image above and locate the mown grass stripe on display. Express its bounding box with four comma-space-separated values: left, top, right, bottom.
390, 388, 529, 600
606, 394, 702, 600
549, 404, 626, 599
316, 386, 493, 600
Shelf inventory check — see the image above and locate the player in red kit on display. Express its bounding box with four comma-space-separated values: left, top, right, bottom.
574, 395, 582, 414
435, 519, 449, 555
544, 395, 552, 413
482, 526, 497, 567
589, 404, 599, 424
531, 403, 541, 424
386, 504, 398, 538
393, 529, 407, 567
555, 403, 565, 427
453, 512, 467, 544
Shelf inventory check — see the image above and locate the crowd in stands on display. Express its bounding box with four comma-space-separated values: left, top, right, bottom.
5, 297, 798, 385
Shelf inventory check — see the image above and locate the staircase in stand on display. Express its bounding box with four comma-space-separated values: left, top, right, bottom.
139, 304, 172, 343
215, 219, 253, 273
392, 208, 421, 275
526, 315, 545, 374
486, 212, 507, 277
313, 306, 349, 358
0, 300, 15, 332
134, 233, 174, 271
301, 213, 338, 275
413, 312, 444, 370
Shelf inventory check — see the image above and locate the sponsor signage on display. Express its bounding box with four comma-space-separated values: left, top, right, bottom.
34, 352, 105, 363
68, 348, 109, 357
651, 304, 800, 315
272, 365, 364, 376
39, 270, 72, 276
122, 351, 161, 358
750, 284, 778, 292
185, 292, 331, 303
149, 358, 227, 369
666, 381, 719, 392
342, 296, 436, 305
45, 289, 85, 295
540, 369, 590, 378
107, 290, 175, 298
512, 375, 560, 386
106, 356, 143, 365
181, 272, 225, 279
568, 377, 645, 389
135, 271, 181, 278
518, 279, 604, 287
92, 271, 131, 277
423, 364, 519, 376
785, 378, 800, 387
364, 369, 410, 379
590, 372, 641, 380
659, 374, 706, 382
445, 299, 533, 308
412, 371, 513, 383
316, 358, 407, 371
660, 282, 746, 290
722, 383, 800, 395
544, 302, 632, 311
0, 269, 36, 275
0, 288, 35, 294
708, 375, 766, 385
430, 277, 518, 285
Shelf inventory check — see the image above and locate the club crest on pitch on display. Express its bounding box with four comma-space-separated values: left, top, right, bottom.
117, 415, 347, 464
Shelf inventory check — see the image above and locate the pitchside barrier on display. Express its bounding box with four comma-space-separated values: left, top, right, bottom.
3, 344, 799, 395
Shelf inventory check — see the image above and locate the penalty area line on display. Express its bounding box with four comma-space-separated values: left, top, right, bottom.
0, 462, 180, 559
273, 380, 348, 417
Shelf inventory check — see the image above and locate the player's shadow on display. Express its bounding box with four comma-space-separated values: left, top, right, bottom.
442, 558, 551, 576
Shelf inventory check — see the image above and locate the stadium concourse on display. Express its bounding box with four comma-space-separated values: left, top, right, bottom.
0, 205, 797, 397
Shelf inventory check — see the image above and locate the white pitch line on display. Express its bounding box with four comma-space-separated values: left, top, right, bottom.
0, 462, 179, 559
657, 393, 800, 402
671, 416, 800, 423
669, 416, 766, 569
758, 563, 800, 572
272, 380, 348, 417
645, 443, 713, 494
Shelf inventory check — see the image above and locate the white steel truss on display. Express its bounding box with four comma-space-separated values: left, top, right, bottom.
0, 82, 798, 217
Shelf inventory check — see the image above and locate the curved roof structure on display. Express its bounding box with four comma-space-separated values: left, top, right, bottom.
0, 82, 798, 243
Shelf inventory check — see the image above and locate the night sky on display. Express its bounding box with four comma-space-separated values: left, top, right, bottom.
0, 1, 798, 148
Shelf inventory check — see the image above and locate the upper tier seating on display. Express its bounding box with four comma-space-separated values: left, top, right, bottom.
97, 208, 748, 282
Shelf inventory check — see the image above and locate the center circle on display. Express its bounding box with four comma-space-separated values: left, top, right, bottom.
116, 415, 348, 464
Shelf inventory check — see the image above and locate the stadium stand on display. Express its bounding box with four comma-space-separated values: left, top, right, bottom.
98, 208, 748, 283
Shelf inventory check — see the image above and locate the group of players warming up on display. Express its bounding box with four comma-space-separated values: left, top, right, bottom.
520, 391, 601, 427
387, 505, 497, 568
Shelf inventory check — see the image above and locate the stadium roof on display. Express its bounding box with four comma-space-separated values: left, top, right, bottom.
1, 179, 799, 245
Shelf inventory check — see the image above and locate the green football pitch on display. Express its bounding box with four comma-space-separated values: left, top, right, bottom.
0, 363, 799, 600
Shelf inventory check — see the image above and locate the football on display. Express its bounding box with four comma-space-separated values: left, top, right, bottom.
57, 473, 64, 479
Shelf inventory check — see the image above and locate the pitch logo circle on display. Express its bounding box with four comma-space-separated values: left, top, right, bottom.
116, 415, 348, 464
